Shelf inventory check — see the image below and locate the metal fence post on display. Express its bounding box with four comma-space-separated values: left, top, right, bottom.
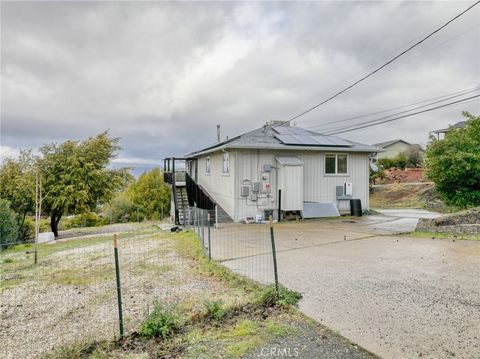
269, 216, 279, 291
201, 211, 205, 250
207, 213, 212, 260
113, 234, 124, 338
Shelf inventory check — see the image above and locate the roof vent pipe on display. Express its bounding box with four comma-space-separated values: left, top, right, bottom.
217, 124, 221, 142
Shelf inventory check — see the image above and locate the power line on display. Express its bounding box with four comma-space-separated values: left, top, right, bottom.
306, 87, 480, 131
324, 94, 480, 135
283, 1, 480, 124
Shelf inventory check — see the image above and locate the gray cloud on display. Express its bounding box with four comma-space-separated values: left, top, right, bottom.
1, 1, 479, 168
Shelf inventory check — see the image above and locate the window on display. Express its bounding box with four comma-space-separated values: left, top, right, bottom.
222, 153, 229, 175
325, 153, 348, 175
205, 156, 211, 174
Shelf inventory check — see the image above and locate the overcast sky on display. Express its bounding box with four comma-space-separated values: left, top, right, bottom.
1, 1, 479, 173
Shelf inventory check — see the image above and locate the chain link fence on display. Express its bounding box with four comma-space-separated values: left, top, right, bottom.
0, 216, 280, 358
181, 207, 279, 286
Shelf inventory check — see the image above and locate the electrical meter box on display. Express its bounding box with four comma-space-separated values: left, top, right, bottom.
252, 182, 261, 193
344, 182, 353, 196
241, 185, 250, 197
261, 172, 271, 192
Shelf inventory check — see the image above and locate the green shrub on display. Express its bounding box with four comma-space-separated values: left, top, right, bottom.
102, 192, 136, 223
0, 199, 19, 249
18, 216, 35, 241
140, 301, 183, 339
204, 300, 227, 322
377, 152, 407, 170
60, 212, 108, 230
425, 112, 480, 208
39, 217, 51, 232
257, 285, 302, 308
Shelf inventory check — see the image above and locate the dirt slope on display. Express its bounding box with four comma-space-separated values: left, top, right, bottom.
370, 183, 446, 212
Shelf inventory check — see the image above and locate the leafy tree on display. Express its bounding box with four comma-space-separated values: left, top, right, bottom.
0, 199, 20, 249
40, 132, 127, 237
425, 112, 480, 208
405, 148, 424, 168
127, 168, 170, 221
103, 192, 136, 223
0, 150, 36, 240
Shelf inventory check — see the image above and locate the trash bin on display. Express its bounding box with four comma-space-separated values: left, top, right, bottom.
264, 209, 274, 221
350, 199, 362, 217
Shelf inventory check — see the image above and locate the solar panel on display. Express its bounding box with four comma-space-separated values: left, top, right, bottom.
273, 127, 352, 147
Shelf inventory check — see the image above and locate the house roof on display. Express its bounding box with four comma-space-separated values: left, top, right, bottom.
431, 120, 467, 134
186, 123, 381, 158
372, 139, 424, 152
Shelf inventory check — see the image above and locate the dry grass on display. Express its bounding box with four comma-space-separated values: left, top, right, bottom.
0, 228, 226, 359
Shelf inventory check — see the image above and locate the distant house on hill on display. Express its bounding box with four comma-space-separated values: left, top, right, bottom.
372, 139, 424, 160
164, 122, 379, 224
430, 121, 467, 140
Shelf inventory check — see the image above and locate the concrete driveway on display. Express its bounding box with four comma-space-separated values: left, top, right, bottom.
219, 215, 480, 359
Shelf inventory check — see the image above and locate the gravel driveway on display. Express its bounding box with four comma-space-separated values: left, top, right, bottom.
221, 216, 480, 359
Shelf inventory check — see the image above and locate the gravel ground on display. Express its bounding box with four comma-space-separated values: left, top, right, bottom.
247, 317, 377, 359
0, 230, 225, 359
219, 219, 480, 359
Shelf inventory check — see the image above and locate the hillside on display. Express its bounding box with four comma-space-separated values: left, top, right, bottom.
370, 183, 447, 212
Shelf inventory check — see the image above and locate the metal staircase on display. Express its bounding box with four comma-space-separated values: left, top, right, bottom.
175, 186, 191, 225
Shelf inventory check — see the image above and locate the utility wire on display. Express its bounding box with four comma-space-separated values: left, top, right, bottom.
324, 94, 480, 135
306, 87, 480, 131
283, 1, 480, 124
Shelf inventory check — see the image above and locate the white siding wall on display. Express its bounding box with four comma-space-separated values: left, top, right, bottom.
302, 152, 370, 212
234, 150, 370, 220
235, 150, 278, 221
195, 151, 236, 219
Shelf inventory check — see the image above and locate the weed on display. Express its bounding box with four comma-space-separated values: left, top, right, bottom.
257, 285, 302, 308
3, 257, 14, 263
204, 300, 226, 322
265, 320, 296, 337
140, 301, 183, 339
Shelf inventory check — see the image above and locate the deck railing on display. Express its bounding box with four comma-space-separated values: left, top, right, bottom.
164, 171, 186, 185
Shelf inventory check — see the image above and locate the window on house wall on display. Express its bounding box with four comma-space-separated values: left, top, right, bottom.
325, 153, 348, 175
205, 156, 211, 174
222, 153, 229, 174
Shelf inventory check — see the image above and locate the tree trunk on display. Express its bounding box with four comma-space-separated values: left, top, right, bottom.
50, 213, 62, 238
17, 211, 27, 241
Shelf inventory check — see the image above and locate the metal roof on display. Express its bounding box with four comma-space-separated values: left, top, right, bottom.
186, 123, 380, 158
275, 156, 304, 166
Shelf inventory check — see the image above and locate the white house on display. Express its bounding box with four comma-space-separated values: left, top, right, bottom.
165, 122, 379, 223
372, 139, 424, 160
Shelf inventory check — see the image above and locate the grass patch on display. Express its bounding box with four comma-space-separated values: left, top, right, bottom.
49, 264, 114, 286
44, 341, 118, 359
131, 262, 174, 276
409, 231, 480, 241
265, 319, 296, 337
257, 284, 302, 308
174, 231, 261, 294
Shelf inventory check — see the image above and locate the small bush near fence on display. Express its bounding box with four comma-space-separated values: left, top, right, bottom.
140, 301, 184, 339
